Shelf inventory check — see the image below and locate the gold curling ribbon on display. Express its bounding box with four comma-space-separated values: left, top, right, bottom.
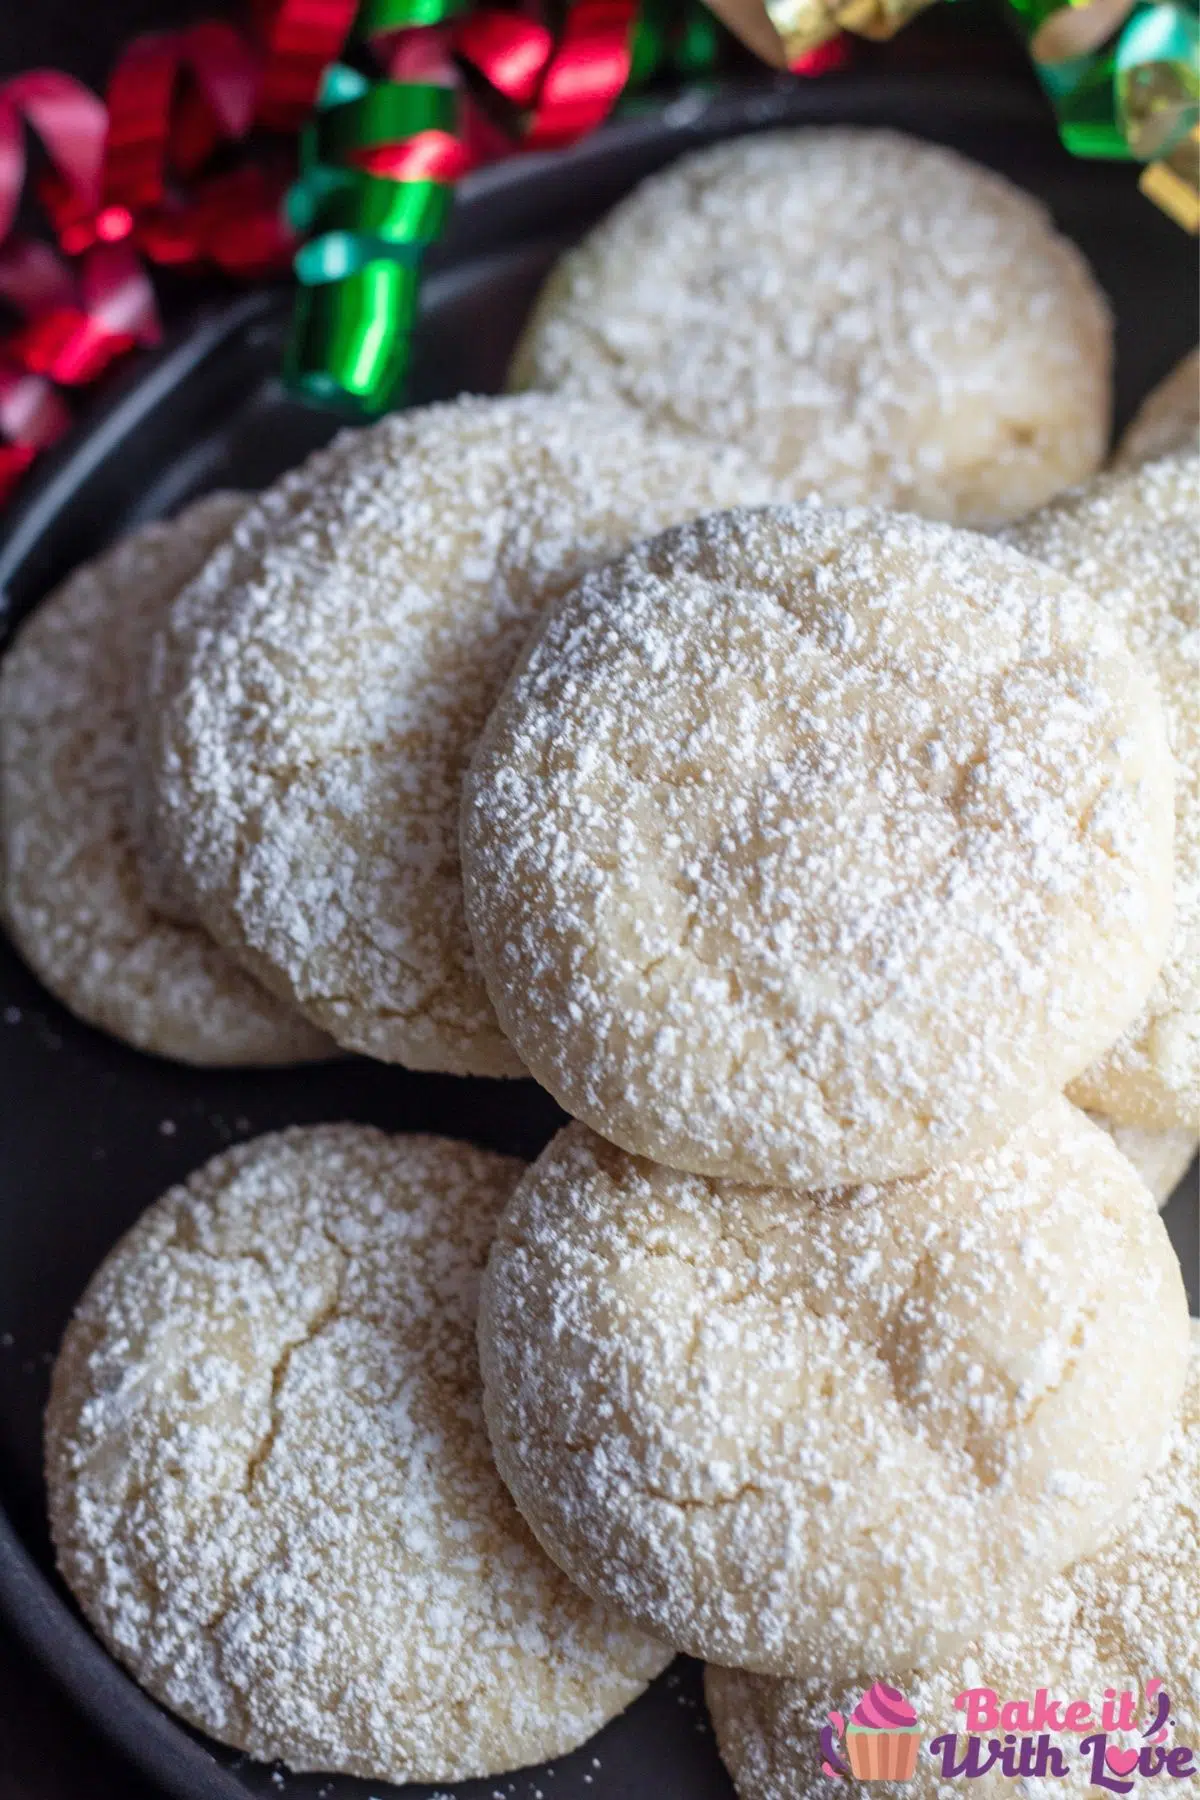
1030, 0, 1137, 63
706, 0, 936, 65
1139, 121, 1200, 228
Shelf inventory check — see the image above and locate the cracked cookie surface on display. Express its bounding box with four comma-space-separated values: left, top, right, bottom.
1009, 453, 1200, 1132
0, 495, 333, 1066
478, 1103, 1189, 1682
510, 129, 1112, 527
140, 394, 784, 1075
463, 505, 1174, 1186
45, 1125, 671, 1783
705, 1322, 1200, 1800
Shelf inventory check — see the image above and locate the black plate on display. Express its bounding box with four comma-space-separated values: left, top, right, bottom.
0, 71, 1196, 1800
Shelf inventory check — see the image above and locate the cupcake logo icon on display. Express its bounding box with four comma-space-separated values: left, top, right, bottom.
822, 1683, 922, 1781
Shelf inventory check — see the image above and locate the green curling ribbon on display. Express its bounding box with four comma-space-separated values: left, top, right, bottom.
674, 5, 724, 71
353, 0, 471, 28
1010, 0, 1199, 161
312, 81, 457, 159
284, 0, 724, 415
287, 260, 420, 407
291, 167, 452, 278
285, 48, 464, 414
627, 0, 722, 83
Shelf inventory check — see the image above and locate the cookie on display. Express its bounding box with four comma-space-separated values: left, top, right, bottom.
0, 498, 333, 1066
1113, 348, 1199, 469
478, 1104, 1189, 1683
706, 1322, 1200, 1800
45, 1126, 671, 1784
463, 505, 1173, 1187
510, 129, 1111, 527
141, 395, 781, 1075
1088, 1113, 1196, 1208
1009, 453, 1200, 1130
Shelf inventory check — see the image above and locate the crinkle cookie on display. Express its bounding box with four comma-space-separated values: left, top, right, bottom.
0, 497, 332, 1066
141, 394, 781, 1075
1087, 1113, 1196, 1209
706, 1322, 1200, 1800
510, 129, 1111, 527
1113, 348, 1199, 469
1009, 453, 1200, 1131
463, 505, 1173, 1187
477, 1104, 1189, 1684
45, 1126, 671, 1784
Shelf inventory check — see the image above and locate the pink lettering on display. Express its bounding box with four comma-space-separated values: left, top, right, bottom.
1030, 1689, 1068, 1732
1101, 1691, 1141, 1732
955, 1688, 1000, 1731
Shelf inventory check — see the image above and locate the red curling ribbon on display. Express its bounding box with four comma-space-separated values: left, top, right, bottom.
523, 0, 639, 148
102, 24, 260, 232
349, 126, 475, 178
0, 362, 70, 446
455, 11, 556, 106
0, 71, 107, 246
254, 0, 361, 131
0, 442, 38, 500
120, 155, 293, 273
0, 235, 76, 317
3, 241, 159, 386
460, 89, 521, 163
383, 24, 461, 83
788, 35, 850, 73
0, 359, 71, 500
163, 23, 260, 177
191, 163, 296, 274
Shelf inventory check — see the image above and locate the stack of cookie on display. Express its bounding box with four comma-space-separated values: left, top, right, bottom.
5, 127, 1196, 1792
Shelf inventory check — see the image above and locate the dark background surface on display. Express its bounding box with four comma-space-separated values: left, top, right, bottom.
0, 7, 1197, 1800
0, 8, 192, 1790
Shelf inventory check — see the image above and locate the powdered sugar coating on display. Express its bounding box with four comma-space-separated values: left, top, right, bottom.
1113, 348, 1199, 470
1087, 1112, 1196, 1209
0, 498, 332, 1066
142, 395, 782, 1074
45, 1126, 670, 1783
1010, 453, 1200, 1130
463, 505, 1174, 1186
510, 129, 1111, 527
478, 1104, 1189, 1684
706, 1322, 1200, 1800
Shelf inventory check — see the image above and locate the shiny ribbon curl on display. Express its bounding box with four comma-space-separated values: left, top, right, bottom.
0, 0, 348, 496
1012, 0, 1199, 226
254, 0, 365, 130
713, 0, 924, 68
0, 238, 159, 385
0, 238, 74, 500
0, 71, 108, 248
286, 0, 758, 412
100, 23, 259, 229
